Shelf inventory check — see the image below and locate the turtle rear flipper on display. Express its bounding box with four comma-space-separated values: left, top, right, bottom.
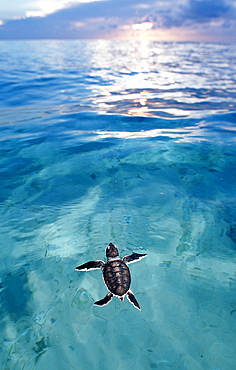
75, 260, 105, 271
94, 292, 113, 307
127, 290, 141, 310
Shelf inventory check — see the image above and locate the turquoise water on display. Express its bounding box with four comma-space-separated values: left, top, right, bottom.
1, 40, 236, 369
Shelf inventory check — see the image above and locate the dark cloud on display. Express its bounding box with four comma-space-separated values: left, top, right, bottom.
184, 0, 232, 21
0, 0, 235, 40
146, 0, 235, 28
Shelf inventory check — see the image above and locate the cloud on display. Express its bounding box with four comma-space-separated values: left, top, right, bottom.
184, 0, 232, 21
143, 0, 236, 28
0, 0, 236, 41
25, 0, 68, 18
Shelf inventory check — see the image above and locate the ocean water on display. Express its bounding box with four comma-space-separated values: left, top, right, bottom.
0, 39, 236, 369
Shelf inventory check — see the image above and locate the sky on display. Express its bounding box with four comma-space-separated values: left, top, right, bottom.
0, 0, 236, 41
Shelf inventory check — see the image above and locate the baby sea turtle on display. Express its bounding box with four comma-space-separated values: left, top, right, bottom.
75, 242, 147, 310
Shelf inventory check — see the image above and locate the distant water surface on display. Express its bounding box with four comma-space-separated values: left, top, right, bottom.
0, 40, 236, 369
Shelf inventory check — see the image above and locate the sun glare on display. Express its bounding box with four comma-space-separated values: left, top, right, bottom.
131, 22, 153, 31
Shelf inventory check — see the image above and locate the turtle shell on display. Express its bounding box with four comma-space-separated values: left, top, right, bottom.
103, 260, 131, 296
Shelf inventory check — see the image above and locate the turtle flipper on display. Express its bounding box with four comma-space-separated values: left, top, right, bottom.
127, 290, 141, 310
75, 260, 105, 271
94, 292, 113, 307
123, 253, 147, 264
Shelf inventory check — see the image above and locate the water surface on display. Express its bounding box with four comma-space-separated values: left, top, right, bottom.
0, 40, 236, 369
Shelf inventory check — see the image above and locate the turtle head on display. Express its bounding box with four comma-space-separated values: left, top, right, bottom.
106, 242, 119, 258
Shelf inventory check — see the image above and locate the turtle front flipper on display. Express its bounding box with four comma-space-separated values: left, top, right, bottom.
94, 292, 113, 307
75, 260, 105, 271
123, 253, 147, 264
127, 290, 141, 310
